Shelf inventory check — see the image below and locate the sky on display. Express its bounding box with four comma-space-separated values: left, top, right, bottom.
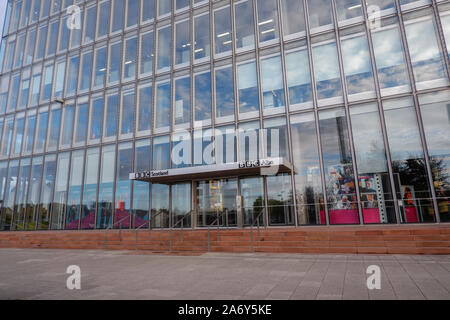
0, 0, 6, 36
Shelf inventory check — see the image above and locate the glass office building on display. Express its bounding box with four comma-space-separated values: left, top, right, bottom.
0, 0, 449, 232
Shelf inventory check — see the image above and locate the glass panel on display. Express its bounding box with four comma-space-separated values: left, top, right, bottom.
114, 142, 132, 228
23, 113, 36, 155
30, 73, 41, 106
74, 102, 88, 146
286, 49, 312, 108
235, 0, 255, 50
58, 16, 69, 51
12, 159, 31, 230
281, 0, 306, 37
47, 20, 58, 56
38, 154, 56, 230
97, 145, 115, 229
137, 85, 152, 133
336, 0, 363, 22
151, 183, 169, 228
81, 147, 99, 230
140, 32, 154, 75
46, 107, 61, 151
350, 103, 396, 224
89, 97, 103, 143
312, 42, 343, 101
79, 51, 93, 91
152, 135, 170, 170
175, 20, 190, 66
176, 0, 189, 11
66, 55, 79, 96
8, 74, 20, 112
257, 0, 279, 43
60, 104, 75, 148
172, 183, 191, 228
214, 7, 232, 55
142, 0, 155, 21
174, 77, 190, 126
34, 109, 48, 153
108, 42, 122, 84
124, 37, 137, 79
172, 131, 191, 168
290, 113, 324, 225
97, 1, 110, 38
319, 108, 359, 225
14, 33, 25, 68
94, 47, 107, 87
54, 61, 66, 98
419, 92, 450, 222
25, 157, 43, 230
120, 90, 135, 137
261, 55, 285, 111
155, 82, 171, 129
69, 10, 83, 49
441, 14, 450, 59
194, 14, 210, 61
127, 0, 139, 27
237, 62, 259, 115
0, 160, 19, 230
112, 0, 124, 32
158, 0, 171, 16
238, 121, 260, 162
340, 34, 375, 97
0, 116, 14, 158
404, 17, 447, 84
263, 117, 289, 160
215, 67, 235, 119
240, 177, 264, 226
50, 152, 70, 230
366, 0, 396, 11
193, 129, 213, 166
267, 174, 294, 225
194, 72, 212, 122
157, 26, 171, 71
383, 97, 434, 223
84, 6, 96, 43
36, 26, 48, 59
133, 139, 150, 228
25, 29, 36, 65
41, 65, 53, 102
307, 0, 333, 30
104, 94, 118, 139
65, 150, 84, 230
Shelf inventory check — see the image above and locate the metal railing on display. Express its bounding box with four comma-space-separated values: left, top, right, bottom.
250, 208, 266, 253
103, 215, 131, 249
134, 211, 165, 251
169, 210, 195, 252
207, 209, 229, 252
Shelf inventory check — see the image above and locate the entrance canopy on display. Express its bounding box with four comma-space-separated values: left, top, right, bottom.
129, 158, 296, 183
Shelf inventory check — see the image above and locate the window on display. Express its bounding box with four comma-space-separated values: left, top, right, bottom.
267, 173, 294, 225
234, 0, 255, 50
14, 33, 25, 68
40, 65, 53, 103
404, 15, 448, 87
172, 132, 191, 168
66, 55, 79, 96
58, 16, 69, 51
238, 121, 260, 162
59, 104, 75, 149
8, 74, 20, 113
215, 125, 236, 164
12, 157, 30, 229
84, 5, 96, 43
46, 106, 61, 151
4, 39, 15, 72
74, 101, 88, 146
151, 183, 169, 228
24, 29, 36, 65
290, 113, 323, 225
175, 20, 190, 67
12, 113, 25, 156
89, 97, 103, 144
335, 0, 363, 23
93, 47, 107, 88
65, 150, 84, 230
108, 42, 122, 84
120, 90, 135, 138
371, 22, 410, 94
22, 111, 36, 155
158, 0, 171, 17
79, 51, 93, 92
257, 0, 279, 43
142, 0, 155, 22
46, 20, 59, 56
155, 82, 171, 130
263, 117, 289, 160
281, 0, 306, 37
340, 33, 375, 99
34, 107, 48, 153
114, 142, 132, 227
0, 77, 8, 114
112, 0, 124, 33
312, 41, 343, 103
40, 0, 51, 19
319, 108, 359, 225
194, 13, 210, 61
383, 97, 434, 223
38, 154, 56, 230
261, 55, 285, 112
140, 31, 154, 75
237, 61, 259, 115
25, 156, 43, 230
133, 139, 151, 228
285, 49, 312, 109
366, 0, 396, 13
194, 72, 212, 123
137, 85, 152, 135
419, 91, 450, 222
441, 14, 450, 59
81, 147, 99, 229
307, 0, 334, 30
9, 1, 22, 33
18, 73, 30, 110
215, 66, 235, 119
21, 0, 32, 28
69, 10, 83, 49
30, 71, 41, 106
350, 103, 396, 224
173, 77, 190, 127
31, 0, 40, 24
54, 61, 66, 98
1, 160, 19, 230
52, 152, 68, 229
176, 0, 189, 11
152, 135, 170, 170
214, 7, 232, 56
104, 94, 118, 141
124, 36, 138, 80
97, 145, 115, 229
126, 0, 139, 28
193, 129, 213, 166
97, 0, 110, 38
0, 116, 14, 158
157, 26, 171, 72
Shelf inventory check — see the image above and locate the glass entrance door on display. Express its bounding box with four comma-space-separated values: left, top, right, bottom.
196, 178, 238, 227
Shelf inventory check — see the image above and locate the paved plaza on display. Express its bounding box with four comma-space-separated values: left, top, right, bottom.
0, 249, 449, 300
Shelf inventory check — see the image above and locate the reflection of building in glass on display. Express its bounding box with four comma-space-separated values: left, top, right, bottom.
0, 0, 449, 232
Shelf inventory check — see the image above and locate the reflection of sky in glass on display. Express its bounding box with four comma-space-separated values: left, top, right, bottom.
194, 14, 210, 60
281, 0, 305, 36
442, 15, 450, 57
307, 0, 333, 29
341, 36, 372, 75
372, 27, 405, 69
235, 0, 255, 49
312, 43, 340, 81
156, 82, 171, 128
157, 27, 171, 70
421, 102, 450, 157
195, 72, 212, 121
